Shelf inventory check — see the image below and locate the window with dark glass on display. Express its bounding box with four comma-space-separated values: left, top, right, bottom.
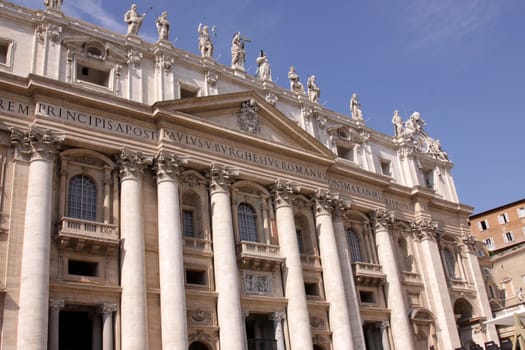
238, 203, 257, 242
443, 248, 457, 279
68, 175, 97, 221
348, 229, 363, 262
182, 210, 194, 237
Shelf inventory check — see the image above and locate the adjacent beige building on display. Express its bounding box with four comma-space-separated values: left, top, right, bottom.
0, 1, 498, 349
470, 199, 525, 343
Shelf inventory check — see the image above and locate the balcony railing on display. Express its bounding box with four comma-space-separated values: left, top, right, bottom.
236, 241, 283, 271
183, 237, 212, 255
56, 217, 119, 255
402, 271, 423, 284
352, 261, 386, 286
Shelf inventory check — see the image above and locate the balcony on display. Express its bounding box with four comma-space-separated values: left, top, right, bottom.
56, 217, 119, 255
352, 262, 386, 286
300, 254, 322, 271
183, 237, 213, 256
449, 279, 474, 293
402, 271, 424, 286
236, 241, 283, 271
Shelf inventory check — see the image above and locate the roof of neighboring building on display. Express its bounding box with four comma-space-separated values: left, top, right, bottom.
469, 198, 525, 219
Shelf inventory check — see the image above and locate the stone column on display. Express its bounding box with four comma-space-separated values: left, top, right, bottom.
412, 220, 461, 349
100, 303, 117, 350
271, 312, 286, 350
48, 299, 64, 350
372, 209, 416, 350
154, 152, 188, 350
118, 149, 151, 350
272, 180, 313, 349
91, 313, 102, 350
314, 192, 354, 350
12, 128, 62, 350
208, 164, 244, 350
379, 321, 392, 350
332, 202, 366, 350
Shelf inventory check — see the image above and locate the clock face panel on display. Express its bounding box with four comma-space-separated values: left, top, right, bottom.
413, 133, 429, 153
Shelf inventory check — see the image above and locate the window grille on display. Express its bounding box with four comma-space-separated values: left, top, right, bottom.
348, 229, 362, 262
67, 175, 97, 221
238, 203, 257, 242
182, 210, 194, 237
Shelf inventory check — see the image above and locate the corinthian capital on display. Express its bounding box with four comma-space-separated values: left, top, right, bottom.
153, 151, 187, 182
410, 219, 438, 241
118, 149, 152, 179
11, 127, 63, 161
206, 163, 237, 193
313, 190, 338, 216
462, 234, 477, 253
272, 179, 299, 208
370, 208, 394, 229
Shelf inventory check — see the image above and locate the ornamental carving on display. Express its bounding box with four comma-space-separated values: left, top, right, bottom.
206, 163, 237, 193
272, 179, 299, 208
244, 272, 272, 295
38, 23, 62, 43
370, 208, 394, 229
49, 298, 64, 311
462, 234, 477, 253
153, 151, 186, 181
188, 330, 216, 344
270, 312, 286, 322
237, 99, 259, 135
313, 190, 338, 216
11, 127, 63, 161
127, 49, 143, 69
206, 70, 218, 86
117, 149, 152, 179
100, 303, 118, 314
313, 334, 329, 345
156, 54, 174, 73
265, 92, 278, 106
188, 308, 212, 325
332, 197, 351, 220
310, 316, 326, 329
410, 219, 438, 241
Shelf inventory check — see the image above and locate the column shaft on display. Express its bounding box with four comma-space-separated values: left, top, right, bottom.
157, 173, 188, 349
17, 158, 55, 349
120, 171, 148, 349
374, 215, 415, 350
48, 299, 64, 350
274, 190, 313, 349
102, 304, 116, 350
210, 168, 244, 350
333, 218, 366, 349
315, 205, 354, 349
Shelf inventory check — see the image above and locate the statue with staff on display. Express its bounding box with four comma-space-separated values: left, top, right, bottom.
231, 32, 250, 70
124, 4, 151, 36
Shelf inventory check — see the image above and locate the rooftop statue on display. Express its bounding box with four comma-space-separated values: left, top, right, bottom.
156, 11, 170, 41
198, 23, 214, 58
404, 111, 425, 135
44, 0, 62, 11
288, 66, 304, 94
392, 110, 403, 137
350, 93, 363, 121
255, 50, 272, 82
124, 4, 146, 36
231, 32, 249, 70
307, 75, 320, 103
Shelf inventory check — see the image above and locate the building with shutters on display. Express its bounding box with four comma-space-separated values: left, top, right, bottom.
0, 1, 498, 349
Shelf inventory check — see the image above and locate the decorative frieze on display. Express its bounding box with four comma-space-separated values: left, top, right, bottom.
117, 149, 152, 179
11, 127, 63, 162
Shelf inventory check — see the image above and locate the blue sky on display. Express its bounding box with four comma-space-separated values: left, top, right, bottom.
10, 0, 525, 214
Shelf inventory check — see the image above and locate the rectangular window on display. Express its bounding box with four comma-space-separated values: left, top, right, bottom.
337, 145, 354, 161
380, 160, 392, 177
359, 290, 375, 303
0, 39, 14, 68
517, 207, 525, 219
179, 85, 199, 99
185, 269, 207, 286
503, 231, 514, 243
485, 238, 495, 250
182, 210, 194, 237
0, 43, 7, 65
68, 260, 98, 277
304, 282, 319, 296
423, 169, 434, 189
498, 213, 510, 224
478, 220, 489, 231
76, 64, 110, 87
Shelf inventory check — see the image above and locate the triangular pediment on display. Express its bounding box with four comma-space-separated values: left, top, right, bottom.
153, 91, 334, 161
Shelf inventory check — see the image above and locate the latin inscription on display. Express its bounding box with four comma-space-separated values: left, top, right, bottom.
36, 102, 158, 141
0, 97, 30, 117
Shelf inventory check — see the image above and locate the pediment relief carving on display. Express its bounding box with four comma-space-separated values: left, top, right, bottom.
62, 36, 128, 63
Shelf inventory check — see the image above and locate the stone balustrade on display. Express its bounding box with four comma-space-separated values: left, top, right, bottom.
56, 217, 119, 254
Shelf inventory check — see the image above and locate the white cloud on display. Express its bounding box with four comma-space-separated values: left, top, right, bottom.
62, 0, 125, 33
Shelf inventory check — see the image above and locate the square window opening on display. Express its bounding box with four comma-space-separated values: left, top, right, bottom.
359, 290, 375, 303
76, 64, 110, 87
337, 145, 353, 161
186, 269, 207, 286
68, 260, 98, 277
0, 43, 8, 65
380, 160, 392, 176
180, 86, 199, 99
304, 282, 319, 296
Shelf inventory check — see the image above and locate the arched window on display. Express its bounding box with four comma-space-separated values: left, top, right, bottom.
68, 175, 97, 221
443, 248, 457, 279
348, 229, 362, 262
238, 203, 257, 242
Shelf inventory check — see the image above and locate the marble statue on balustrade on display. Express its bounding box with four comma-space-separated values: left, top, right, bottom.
350, 93, 363, 121
124, 4, 146, 36
307, 75, 320, 103
288, 66, 304, 94
231, 32, 249, 70
44, 0, 62, 11
198, 23, 214, 58
156, 12, 170, 41
392, 110, 403, 137
404, 112, 425, 135
255, 50, 272, 82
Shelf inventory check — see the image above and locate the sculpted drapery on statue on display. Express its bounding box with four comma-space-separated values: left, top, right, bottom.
198, 23, 214, 58
392, 110, 403, 137
255, 50, 272, 82
350, 93, 363, 121
124, 4, 146, 36
307, 75, 320, 104
156, 11, 170, 41
231, 32, 248, 70
288, 66, 304, 94
44, 0, 62, 11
